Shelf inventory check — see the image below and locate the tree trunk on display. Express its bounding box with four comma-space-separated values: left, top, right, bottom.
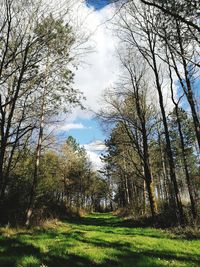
142, 124, 158, 217
176, 21, 200, 151
174, 106, 196, 219
143, 179, 146, 215
25, 95, 45, 226
150, 44, 184, 224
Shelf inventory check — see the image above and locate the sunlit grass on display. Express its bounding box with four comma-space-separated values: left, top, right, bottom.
0, 213, 199, 267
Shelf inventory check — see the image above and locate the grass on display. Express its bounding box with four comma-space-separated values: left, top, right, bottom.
0, 213, 199, 267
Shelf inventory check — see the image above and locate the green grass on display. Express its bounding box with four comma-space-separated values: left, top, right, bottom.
0, 213, 199, 267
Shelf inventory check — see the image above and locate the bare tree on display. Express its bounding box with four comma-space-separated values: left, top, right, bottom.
114, 1, 185, 223
98, 52, 158, 217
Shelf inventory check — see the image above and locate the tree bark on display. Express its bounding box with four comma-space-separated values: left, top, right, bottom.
25, 90, 45, 226
149, 42, 184, 224
175, 21, 200, 151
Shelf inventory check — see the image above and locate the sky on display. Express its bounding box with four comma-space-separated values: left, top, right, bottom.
54, 0, 119, 169
86, 0, 112, 10
53, 0, 184, 170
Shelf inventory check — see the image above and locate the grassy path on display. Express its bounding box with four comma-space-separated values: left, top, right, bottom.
0, 213, 200, 267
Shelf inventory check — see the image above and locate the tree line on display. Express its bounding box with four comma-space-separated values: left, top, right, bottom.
2, 133, 107, 225
100, 0, 200, 225
0, 0, 100, 226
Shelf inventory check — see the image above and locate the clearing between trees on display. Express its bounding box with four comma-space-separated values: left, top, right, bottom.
0, 213, 199, 267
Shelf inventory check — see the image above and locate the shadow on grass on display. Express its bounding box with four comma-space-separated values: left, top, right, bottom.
67, 213, 125, 228
0, 234, 199, 267
65, 212, 163, 229
0, 236, 104, 267
66, 213, 199, 240
73, 234, 200, 264
65, 214, 171, 239
0, 213, 199, 267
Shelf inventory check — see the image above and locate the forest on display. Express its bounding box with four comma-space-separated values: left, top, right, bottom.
0, 0, 200, 266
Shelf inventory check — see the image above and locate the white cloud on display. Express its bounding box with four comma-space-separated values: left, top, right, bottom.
87, 150, 104, 170
71, 2, 175, 122
57, 122, 88, 131
83, 139, 106, 170
73, 2, 120, 117
84, 140, 106, 152
66, 3, 118, 170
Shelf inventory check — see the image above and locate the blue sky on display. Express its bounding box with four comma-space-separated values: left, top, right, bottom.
86, 0, 112, 10
175, 70, 200, 112
56, 117, 107, 169
57, 118, 105, 145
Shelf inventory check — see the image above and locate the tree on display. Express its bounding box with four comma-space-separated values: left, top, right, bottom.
25, 15, 83, 226
98, 50, 159, 217
114, 1, 184, 223
139, 0, 200, 32
0, 1, 84, 225
102, 125, 146, 215
168, 107, 197, 219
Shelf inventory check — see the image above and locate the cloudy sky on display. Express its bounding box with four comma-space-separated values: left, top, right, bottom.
54, 0, 184, 170
55, 0, 119, 169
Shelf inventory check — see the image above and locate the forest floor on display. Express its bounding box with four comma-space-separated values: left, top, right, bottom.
0, 213, 199, 267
